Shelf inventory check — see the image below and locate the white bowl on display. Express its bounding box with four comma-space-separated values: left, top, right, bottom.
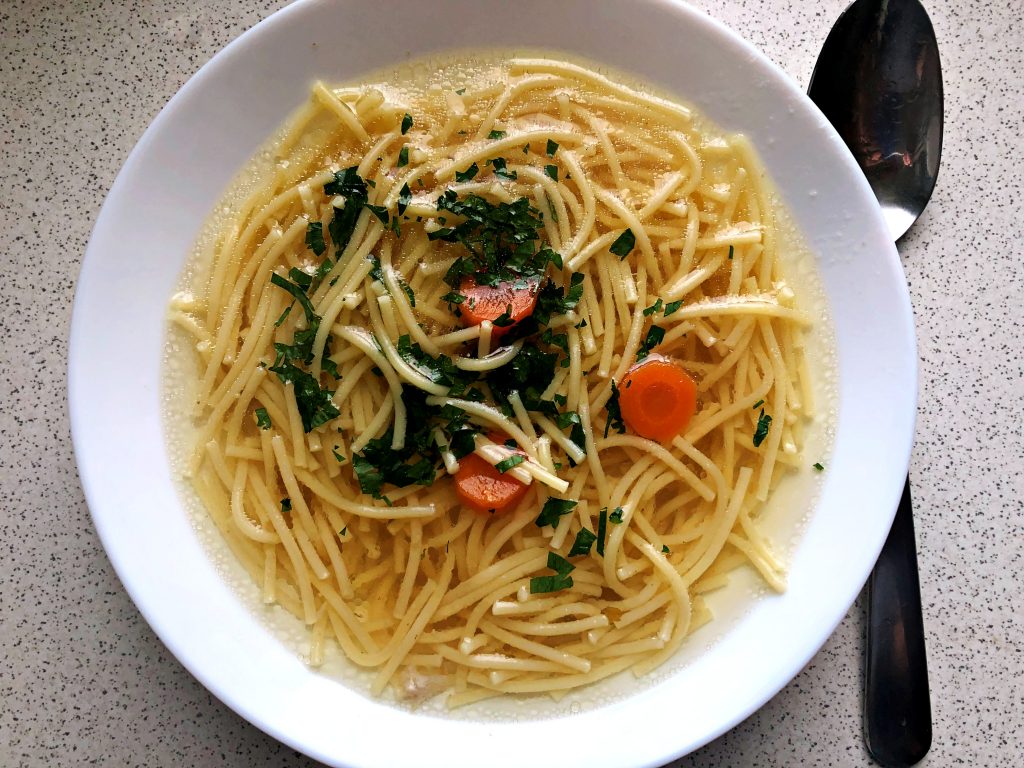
68, 0, 915, 765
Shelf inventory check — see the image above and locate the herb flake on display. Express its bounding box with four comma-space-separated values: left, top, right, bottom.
254, 408, 272, 430
609, 229, 636, 259
753, 409, 772, 447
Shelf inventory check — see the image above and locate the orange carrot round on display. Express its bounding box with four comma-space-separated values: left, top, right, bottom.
454, 452, 529, 513
618, 356, 698, 443
457, 276, 538, 337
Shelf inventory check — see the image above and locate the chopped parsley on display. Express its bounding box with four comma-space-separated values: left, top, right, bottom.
568, 527, 597, 557
555, 409, 586, 454
609, 228, 636, 259
529, 551, 575, 594
401, 113, 413, 135
430, 191, 554, 289
254, 408, 272, 430
396, 335, 479, 394
596, 506, 608, 556
753, 409, 773, 447
643, 298, 663, 316
273, 304, 293, 328
495, 454, 525, 473
397, 183, 412, 216
544, 164, 559, 181
455, 163, 479, 183
280, 498, 292, 513
491, 157, 517, 180
305, 221, 325, 256
268, 362, 340, 432
535, 497, 578, 528
728, 244, 735, 260
546, 139, 559, 156
604, 381, 626, 437
636, 325, 666, 361
400, 280, 416, 307
662, 544, 670, 554
664, 300, 683, 316
397, 145, 409, 168
813, 462, 825, 472
332, 446, 346, 463
350, 387, 451, 498
324, 167, 369, 254
488, 129, 507, 140
491, 305, 516, 328
752, 399, 765, 409
609, 507, 624, 524
365, 204, 390, 225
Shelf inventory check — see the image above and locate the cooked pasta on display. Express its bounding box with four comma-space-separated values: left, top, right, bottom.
168, 55, 818, 706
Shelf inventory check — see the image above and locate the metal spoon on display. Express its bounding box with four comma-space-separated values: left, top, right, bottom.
807, 0, 942, 765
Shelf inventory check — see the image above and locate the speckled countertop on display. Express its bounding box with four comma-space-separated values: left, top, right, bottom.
2, 0, 1021, 765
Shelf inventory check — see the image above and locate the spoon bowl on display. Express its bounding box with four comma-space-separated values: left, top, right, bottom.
808, 0, 943, 239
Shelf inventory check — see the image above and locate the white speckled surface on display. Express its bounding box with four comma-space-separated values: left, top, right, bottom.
1, 0, 1021, 765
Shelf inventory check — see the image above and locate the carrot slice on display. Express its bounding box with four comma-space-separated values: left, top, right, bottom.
457, 276, 538, 337
454, 452, 529, 513
618, 356, 698, 443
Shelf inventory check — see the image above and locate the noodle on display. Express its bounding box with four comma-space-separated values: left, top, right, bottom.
169, 55, 817, 705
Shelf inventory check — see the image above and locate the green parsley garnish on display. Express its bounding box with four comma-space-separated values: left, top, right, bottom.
728, 244, 734, 260
530, 551, 575, 594
332, 446, 346, 463
365, 204, 389, 225
546, 139, 559, 156
568, 528, 597, 557
428, 192, 555, 290
535, 497, 578, 528
813, 462, 825, 472
604, 380, 626, 438
609, 507, 624, 524
609, 228, 636, 258
254, 408, 272, 430
664, 300, 683, 316
491, 305, 516, 327
268, 362, 340, 432
596, 506, 608, 556
753, 409, 772, 447
455, 87, 466, 95
544, 164, 559, 181
397, 183, 412, 216
752, 399, 765, 409
662, 545, 670, 554
397, 145, 409, 168
455, 163, 479, 183
401, 113, 413, 135
495, 454, 525, 473
305, 221, 325, 256
280, 498, 292, 513
636, 325, 666, 361
400, 280, 416, 308
643, 298, 664, 316
273, 304, 292, 328
324, 167, 370, 254
545, 194, 559, 223
491, 157, 517, 180
488, 129, 507, 140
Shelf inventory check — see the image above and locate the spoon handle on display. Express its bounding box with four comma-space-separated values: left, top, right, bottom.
864, 477, 932, 766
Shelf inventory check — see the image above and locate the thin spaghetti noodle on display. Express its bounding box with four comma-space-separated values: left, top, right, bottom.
169, 56, 815, 705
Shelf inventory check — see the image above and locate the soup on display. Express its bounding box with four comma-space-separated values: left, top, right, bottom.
167, 54, 825, 707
